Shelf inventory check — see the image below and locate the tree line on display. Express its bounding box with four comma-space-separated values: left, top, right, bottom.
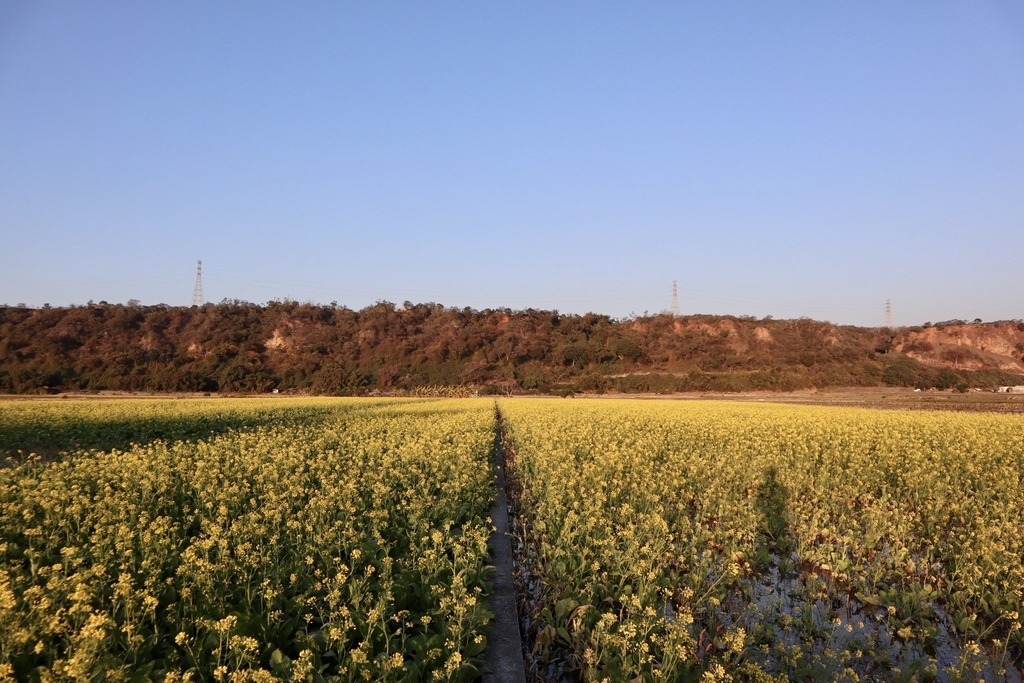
0, 301, 1018, 395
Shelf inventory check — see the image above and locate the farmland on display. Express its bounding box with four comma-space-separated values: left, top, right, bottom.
0, 398, 496, 681
500, 399, 1024, 681
2, 397, 1023, 682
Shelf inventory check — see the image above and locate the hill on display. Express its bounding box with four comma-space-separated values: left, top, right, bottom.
1, 301, 1022, 395
896, 321, 1024, 374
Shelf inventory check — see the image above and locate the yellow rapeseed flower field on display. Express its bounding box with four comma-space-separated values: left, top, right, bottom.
4, 396, 1023, 682
0, 398, 496, 682
499, 398, 1024, 682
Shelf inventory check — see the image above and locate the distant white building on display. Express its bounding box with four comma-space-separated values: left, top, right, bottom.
997, 386, 1024, 393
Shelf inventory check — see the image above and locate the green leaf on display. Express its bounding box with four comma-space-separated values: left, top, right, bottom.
270, 648, 290, 672
857, 593, 881, 607
555, 598, 578, 621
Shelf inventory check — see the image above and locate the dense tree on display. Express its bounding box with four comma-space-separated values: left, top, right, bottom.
1, 303, 1021, 395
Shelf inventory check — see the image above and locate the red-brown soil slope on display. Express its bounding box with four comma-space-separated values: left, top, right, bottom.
895, 323, 1024, 373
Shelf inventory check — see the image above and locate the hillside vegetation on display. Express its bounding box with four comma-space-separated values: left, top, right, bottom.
1, 301, 1022, 395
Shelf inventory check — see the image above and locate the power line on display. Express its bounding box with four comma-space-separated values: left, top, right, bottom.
669, 280, 680, 316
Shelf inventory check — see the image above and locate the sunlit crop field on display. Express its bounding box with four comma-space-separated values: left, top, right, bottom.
4, 396, 1023, 682
500, 398, 1024, 682
0, 398, 496, 682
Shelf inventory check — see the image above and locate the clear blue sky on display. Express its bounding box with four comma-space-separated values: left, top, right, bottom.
2, 2, 1022, 326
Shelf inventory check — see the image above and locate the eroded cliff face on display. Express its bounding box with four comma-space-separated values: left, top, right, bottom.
260, 315, 1024, 375
895, 323, 1024, 373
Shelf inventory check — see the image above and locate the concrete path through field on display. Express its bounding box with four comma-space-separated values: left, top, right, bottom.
483, 414, 527, 683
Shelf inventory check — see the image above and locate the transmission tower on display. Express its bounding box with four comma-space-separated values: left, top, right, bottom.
884, 299, 893, 329
192, 260, 204, 307
670, 280, 681, 317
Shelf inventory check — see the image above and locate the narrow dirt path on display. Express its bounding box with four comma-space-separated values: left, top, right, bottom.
483, 408, 527, 683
